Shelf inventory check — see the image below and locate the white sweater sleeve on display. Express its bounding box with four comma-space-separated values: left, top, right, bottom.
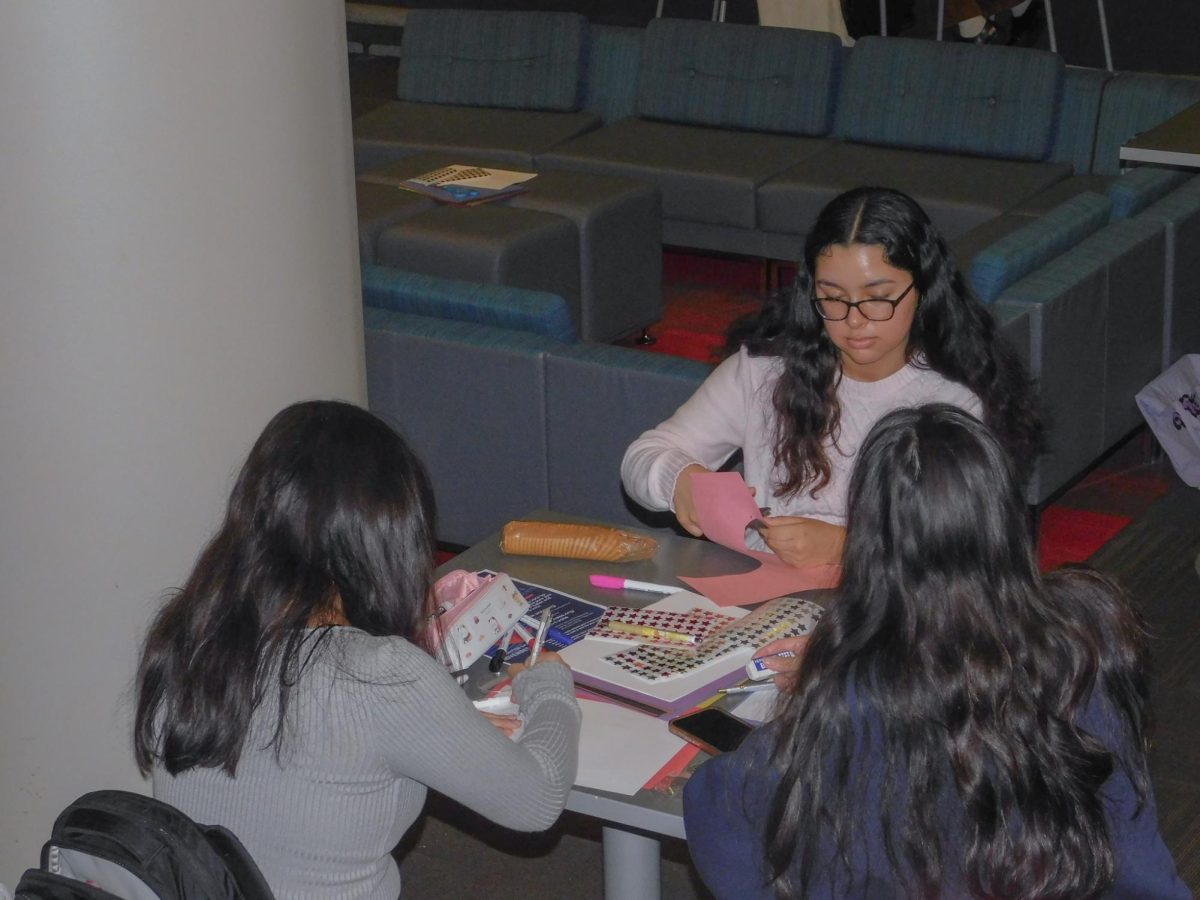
620, 349, 760, 511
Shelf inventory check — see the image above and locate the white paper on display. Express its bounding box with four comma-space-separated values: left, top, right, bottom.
409, 164, 537, 191
729, 687, 782, 725
574, 698, 687, 795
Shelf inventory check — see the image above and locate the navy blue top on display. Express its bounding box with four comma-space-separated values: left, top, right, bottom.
683, 691, 1189, 899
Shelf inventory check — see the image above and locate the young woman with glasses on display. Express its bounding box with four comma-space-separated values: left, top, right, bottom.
682, 405, 1186, 899
621, 186, 1043, 572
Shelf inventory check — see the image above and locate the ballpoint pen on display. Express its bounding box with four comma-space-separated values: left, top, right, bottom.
718, 683, 779, 695
519, 613, 572, 647
528, 608, 552, 666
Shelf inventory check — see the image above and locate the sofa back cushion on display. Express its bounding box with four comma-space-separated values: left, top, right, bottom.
1092, 72, 1200, 175
545, 344, 711, 529
584, 25, 643, 124
969, 192, 1112, 303
398, 10, 587, 112
1047, 66, 1111, 174
837, 37, 1063, 160
636, 19, 841, 136
364, 308, 560, 546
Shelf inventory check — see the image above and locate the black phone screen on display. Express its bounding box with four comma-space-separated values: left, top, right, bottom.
670, 708, 753, 754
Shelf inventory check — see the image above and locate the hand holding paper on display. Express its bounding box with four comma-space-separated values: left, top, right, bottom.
678, 472, 841, 606
672, 463, 712, 537
759, 516, 846, 568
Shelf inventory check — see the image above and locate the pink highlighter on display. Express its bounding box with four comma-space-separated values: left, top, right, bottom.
589, 574, 679, 595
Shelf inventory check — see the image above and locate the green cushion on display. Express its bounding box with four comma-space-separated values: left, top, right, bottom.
969, 192, 1112, 303
361, 265, 578, 343
1107, 167, 1193, 219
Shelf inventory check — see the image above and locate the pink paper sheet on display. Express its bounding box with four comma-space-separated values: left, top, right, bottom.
678, 471, 841, 606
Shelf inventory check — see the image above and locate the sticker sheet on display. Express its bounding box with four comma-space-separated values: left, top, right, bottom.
589, 606, 735, 646
601, 595, 823, 683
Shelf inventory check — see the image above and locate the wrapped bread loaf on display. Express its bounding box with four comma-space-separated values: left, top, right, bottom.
500, 520, 658, 562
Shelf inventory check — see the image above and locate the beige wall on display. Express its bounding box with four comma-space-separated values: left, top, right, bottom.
0, 1, 364, 883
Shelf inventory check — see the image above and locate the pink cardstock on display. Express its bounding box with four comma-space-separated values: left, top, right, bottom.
678, 471, 841, 606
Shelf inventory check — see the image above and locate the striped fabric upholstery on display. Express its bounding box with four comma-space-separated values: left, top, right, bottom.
969, 192, 1112, 303
398, 10, 587, 111
1138, 175, 1200, 365
361, 266, 578, 343
1092, 72, 1200, 176
548, 340, 712, 381
583, 25, 643, 125
363, 306, 563, 354
1047, 66, 1111, 173
544, 343, 711, 528
636, 19, 841, 136
836, 37, 1063, 160
1108, 167, 1193, 220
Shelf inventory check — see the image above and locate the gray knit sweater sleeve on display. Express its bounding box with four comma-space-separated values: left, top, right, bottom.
153, 630, 580, 899
368, 636, 582, 831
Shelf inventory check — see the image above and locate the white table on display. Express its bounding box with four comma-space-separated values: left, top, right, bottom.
1120, 101, 1200, 170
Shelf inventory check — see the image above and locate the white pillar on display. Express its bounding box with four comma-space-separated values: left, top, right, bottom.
0, 2, 364, 883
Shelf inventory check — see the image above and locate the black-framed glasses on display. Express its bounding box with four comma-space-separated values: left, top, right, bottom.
812, 282, 916, 321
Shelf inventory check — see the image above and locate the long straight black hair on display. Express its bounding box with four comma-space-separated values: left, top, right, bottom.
763, 404, 1151, 899
134, 400, 437, 776
729, 187, 1044, 495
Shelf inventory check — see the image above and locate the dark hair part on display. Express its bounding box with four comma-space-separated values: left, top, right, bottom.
727, 186, 1044, 494
134, 400, 437, 776
763, 405, 1150, 899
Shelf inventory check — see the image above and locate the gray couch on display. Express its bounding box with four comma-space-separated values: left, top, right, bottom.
361, 267, 708, 545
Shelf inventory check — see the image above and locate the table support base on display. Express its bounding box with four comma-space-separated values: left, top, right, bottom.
602, 825, 662, 900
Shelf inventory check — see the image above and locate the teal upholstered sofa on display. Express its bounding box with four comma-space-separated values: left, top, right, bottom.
361, 266, 709, 546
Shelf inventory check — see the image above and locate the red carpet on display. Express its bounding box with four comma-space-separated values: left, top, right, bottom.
1037, 507, 1133, 571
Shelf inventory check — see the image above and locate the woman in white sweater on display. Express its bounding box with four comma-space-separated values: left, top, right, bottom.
622, 187, 1043, 570
134, 401, 580, 899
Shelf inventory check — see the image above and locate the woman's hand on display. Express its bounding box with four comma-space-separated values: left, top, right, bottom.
761, 516, 845, 567
672, 463, 712, 537
506, 650, 569, 678
751, 636, 809, 691
482, 712, 522, 737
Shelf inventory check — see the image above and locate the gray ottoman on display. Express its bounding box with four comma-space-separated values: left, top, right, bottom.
355, 180, 436, 266
359, 154, 662, 342
375, 204, 581, 314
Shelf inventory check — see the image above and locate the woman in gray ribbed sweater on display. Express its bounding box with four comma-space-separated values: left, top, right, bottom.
133, 401, 581, 900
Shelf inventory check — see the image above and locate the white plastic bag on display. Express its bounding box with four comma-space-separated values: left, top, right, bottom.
1136, 354, 1200, 487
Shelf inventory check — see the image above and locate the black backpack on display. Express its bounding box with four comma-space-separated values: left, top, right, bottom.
14, 790, 274, 900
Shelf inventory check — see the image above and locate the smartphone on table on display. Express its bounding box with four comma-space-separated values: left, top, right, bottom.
668, 708, 753, 755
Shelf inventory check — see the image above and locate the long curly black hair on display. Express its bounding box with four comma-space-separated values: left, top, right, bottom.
728, 186, 1044, 494
763, 405, 1151, 898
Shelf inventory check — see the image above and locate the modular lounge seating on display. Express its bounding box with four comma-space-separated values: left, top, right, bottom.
361, 266, 708, 546
354, 10, 1200, 533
